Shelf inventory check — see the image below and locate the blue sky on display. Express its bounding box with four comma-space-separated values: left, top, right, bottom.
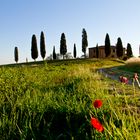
0, 0, 140, 64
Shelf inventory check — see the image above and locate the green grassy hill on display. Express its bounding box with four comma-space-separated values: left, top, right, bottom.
0, 59, 140, 140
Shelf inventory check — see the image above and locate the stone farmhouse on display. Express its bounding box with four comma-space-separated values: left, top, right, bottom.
88, 45, 126, 58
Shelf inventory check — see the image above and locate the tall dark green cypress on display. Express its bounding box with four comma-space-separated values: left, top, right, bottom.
126, 43, 133, 58
96, 44, 99, 58
14, 46, 18, 63
105, 33, 111, 57
60, 33, 67, 59
73, 43, 77, 58
82, 28, 88, 58
40, 31, 46, 60
53, 46, 56, 60
31, 34, 38, 61
116, 37, 123, 58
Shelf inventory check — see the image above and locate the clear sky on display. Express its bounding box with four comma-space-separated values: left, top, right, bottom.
0, 0, 140, 64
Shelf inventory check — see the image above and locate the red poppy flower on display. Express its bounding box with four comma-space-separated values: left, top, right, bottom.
91, 117, 104, 132
119, 76, 128, 84
93, 99, 102, 108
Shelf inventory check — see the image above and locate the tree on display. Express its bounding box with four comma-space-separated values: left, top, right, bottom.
40, 31, 46, 60
96, 44, 99, 58
60, 33, 67, 59
116, 37, 123, 58
126, 43, 133, 58
56, 53, 62, 60
139, 45, 140, 57
53, 46, 56, 60
105, 33, 111, 57
14, 46, 18, 63
31, 34, 38, 61
66, 53, 73, 59
73, 43, 77, 58
82, 28, 88, 58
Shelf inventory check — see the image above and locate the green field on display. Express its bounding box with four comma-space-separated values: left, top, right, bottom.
0, 59, 140, 140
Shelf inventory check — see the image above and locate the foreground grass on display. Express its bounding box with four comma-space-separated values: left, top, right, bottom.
0, 59, 140, 140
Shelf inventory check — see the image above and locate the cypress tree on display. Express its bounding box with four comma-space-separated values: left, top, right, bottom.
14, 46, 18, 63
82, 28, 88, 58
139, 45, 140, 57
53, 46, 56, 60
126, 43, 133, 58
60, 33, 67, 59
96, 44, 99, 58
105, 33, 111, 57
40, 31, 46, 60
31, 34, 38, 61
73, 43, 77, 58
116, 37, 123, 58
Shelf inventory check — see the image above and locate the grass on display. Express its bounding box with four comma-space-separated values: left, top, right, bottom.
0, 58, 140, 140
117, 57, 140, 73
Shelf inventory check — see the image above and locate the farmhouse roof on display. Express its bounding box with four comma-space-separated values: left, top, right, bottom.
88, 45, 116, 49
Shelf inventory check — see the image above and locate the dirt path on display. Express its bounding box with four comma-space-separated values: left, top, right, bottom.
98, 67, 139, 87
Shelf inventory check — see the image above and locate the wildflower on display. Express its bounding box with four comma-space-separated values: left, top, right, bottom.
91, 117, 104, 132
93, 99, 102, 108
133, 73, 138, 80
119, 76, 128, 84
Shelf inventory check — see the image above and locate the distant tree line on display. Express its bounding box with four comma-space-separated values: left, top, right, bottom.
14, 29, 133, 63
104, 33, 133, 59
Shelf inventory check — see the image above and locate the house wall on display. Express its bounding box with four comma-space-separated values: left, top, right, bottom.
99, 48, 105, 58
89, 48, 96, 58
89, 46, 126, 58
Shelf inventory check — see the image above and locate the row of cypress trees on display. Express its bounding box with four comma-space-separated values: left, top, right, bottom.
31, 30, 85, 61
57, 29, 87, 59
31, 32, 46, 61
52, 32, 77, 60
14, 30, 132, 63
14, 28, 88, 63
14, 31, 46, 63
103, 33, 133, 58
